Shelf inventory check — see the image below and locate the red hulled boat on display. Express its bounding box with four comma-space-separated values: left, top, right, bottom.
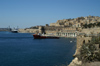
33, 34, 59, 39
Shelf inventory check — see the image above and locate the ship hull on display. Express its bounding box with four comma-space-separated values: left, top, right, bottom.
33, 34, 59, 39
11, 31, 18, 33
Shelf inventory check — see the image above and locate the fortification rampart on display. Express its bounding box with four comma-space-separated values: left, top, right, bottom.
18, 29, 39, 33
81, 27, 100, 35
74, 35, 92, 56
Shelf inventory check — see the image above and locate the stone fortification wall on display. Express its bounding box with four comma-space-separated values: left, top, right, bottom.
50, 23, 60, 26
74, 35, 92, 56
45, 30, 57, 35
44, 26, 76, 31
81, 27, 100, 35
18, 29, 39, 33
69, 34, 100, 66
69, 35, 92, 66
44, 26, 64, 31
62, 27, 76, 31
18, 26, 77, 36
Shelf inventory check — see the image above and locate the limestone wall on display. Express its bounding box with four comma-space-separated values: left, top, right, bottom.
50, 23, 61, 26
81, 27, 100, 35
69, 35, 100, 66
18, 29, 39, 33
69, 35, 92, 66
45, 30, 57, 35
74, 35, 92, 56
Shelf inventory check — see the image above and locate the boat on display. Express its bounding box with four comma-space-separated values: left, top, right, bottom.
11, 27, 18, 33
10, 26, 19, 33
33, 34, 59, 39
11, 29, 18, 33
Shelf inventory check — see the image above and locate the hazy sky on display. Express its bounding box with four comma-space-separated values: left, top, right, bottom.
0, 0, 100, 28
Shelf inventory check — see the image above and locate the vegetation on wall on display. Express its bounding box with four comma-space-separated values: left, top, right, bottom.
79, 36, 100, 62
92, 36, 100, 44
79, 43, 100, 62
83, 22, 100, 28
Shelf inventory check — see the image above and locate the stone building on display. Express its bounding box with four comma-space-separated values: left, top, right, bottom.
50, 16, 100, 28
50, 23, 59, 26
56, 30, 77, 37
72, 23, 81, 27
56, 27, 77, 37
37, 25, 78, 37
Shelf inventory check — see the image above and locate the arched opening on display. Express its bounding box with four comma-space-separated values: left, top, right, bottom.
83, 40, 85, 44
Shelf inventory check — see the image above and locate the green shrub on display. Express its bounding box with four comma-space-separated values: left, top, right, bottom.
91, 36, 100, 44
79, 43, 100, 62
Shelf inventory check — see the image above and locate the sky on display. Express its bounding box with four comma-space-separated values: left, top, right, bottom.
0, 0, 100, 28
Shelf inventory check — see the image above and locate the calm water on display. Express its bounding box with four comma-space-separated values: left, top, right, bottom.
0, 32, 76, 66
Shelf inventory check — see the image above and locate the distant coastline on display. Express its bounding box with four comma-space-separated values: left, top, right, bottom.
0, 28, 11, 31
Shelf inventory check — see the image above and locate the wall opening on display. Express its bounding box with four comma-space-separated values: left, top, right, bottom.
83, 40, 85, 44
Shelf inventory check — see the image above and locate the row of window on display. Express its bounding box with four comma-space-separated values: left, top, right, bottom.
57, 33, 76, 36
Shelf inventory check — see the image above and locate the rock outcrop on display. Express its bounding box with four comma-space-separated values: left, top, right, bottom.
68, 57, 82, 66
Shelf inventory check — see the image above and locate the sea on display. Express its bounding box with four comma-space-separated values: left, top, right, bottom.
0, 31, 76, 66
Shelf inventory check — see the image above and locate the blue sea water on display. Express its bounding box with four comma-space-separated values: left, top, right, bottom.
0, 32, 76, 66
